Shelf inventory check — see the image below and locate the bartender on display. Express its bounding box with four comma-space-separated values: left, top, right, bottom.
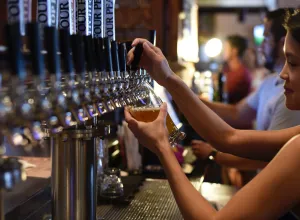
124, 8, 300, 219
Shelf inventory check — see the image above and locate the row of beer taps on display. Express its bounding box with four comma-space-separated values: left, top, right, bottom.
0, 22, 148, 152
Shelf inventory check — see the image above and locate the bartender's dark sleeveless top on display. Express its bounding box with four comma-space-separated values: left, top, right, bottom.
279, 212, 299, 220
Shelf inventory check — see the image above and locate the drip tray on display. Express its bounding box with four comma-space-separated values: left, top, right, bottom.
98, 175, 145, 205
97, 179, 183, 220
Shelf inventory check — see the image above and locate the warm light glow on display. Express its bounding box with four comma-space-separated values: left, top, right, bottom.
204, 70, 212, 78
204, 38, 223, 58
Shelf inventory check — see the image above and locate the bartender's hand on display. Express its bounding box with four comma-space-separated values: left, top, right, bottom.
191, 140, 213, 160
124, 103, 171, 155
127, 38, 174, 87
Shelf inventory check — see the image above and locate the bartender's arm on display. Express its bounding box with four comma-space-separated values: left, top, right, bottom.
127, 38, 300, 161
124, 104, 300, 220
199, 98, 255, 129
191, 140, 267, 171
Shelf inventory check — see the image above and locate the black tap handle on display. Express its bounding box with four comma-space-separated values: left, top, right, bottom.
59, 29, 73, 74
5, 23, 25, 79
118, 43, 126, 72
131, 43, 143, 71
125, 41, 132, 72
111, 40, 120, 72
94, 38, 105, 72
125, 41, 132, 54
149, 30, 156, 46
44, 26, 60, 74
27, 22, 45, 77
103, 37, 113, 72
83, 35, 95, 72
70, 34, 85, 73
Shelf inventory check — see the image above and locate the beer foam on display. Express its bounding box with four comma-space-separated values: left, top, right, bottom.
130, 107, 160, 112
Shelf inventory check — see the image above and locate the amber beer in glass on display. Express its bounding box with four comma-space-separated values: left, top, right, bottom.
129, 107, 177, 134
128, 82, 185, 145
129, 106, 185, 146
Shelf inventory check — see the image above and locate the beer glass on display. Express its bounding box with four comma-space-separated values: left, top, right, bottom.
129, 82, 185, 146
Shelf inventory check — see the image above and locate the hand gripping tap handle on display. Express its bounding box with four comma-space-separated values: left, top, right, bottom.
131, 43, 143, 71
5, 23, 25, 79
27, 22, 45, 77
118, 43, 127, 72
59, 29, 73, 74
44, 26, 60, 76
70, 34, 85, 74
111, 40, 120, 72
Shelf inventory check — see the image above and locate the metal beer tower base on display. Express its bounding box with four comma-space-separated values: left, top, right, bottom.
51, 123, 110, 220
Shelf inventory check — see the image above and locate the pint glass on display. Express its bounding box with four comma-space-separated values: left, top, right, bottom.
129, 82, 185, 146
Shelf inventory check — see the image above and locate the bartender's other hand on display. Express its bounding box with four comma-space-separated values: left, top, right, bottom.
127, 38, 173, 87
191, 140, 213, 160
124, 103, 170, 155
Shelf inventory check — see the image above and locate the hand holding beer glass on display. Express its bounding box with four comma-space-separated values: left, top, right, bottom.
128, 82, 185, 146
126, 42, 185, 146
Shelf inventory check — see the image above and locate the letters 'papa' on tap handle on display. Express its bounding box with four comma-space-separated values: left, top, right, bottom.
59, 29, 73, 74
27, 22, 45, 79
5, 23, 26, 81
44, 26, 61, 79
118, 43, 127, 73
131, 43, 143, 71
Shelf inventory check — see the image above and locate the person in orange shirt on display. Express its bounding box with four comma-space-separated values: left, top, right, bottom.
222, 35, 252, 104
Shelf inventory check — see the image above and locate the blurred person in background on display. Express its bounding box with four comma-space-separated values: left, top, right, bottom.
243, 47, 269, 90
192, 8, 300, 187
222, 35, 252, 104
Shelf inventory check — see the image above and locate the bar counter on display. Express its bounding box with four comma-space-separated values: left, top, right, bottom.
4, 157, 203, 220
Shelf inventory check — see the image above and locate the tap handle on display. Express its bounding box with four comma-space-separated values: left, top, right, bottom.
103, 37, 113, 72
94, 38, 105, 72
83, 35, 95, 72
125, 41, 132, 72
118, 43, 126, 72
131, 43, 143, 71
70, 34, 85, 74
44, 26, 60, 75
27, 22, 45, 77
97, 38, 106, 71
59, 29, 73, 74
149, 30, 156, 46
111, 40, 120, 72
5, 23, 25, 79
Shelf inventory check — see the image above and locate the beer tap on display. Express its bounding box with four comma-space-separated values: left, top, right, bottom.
131, 43, 144, 87
70, 34, 93, 124
44, 26, 69, 132
111, 40, 126, 107
26, 22, 52, 142
83, 35, 99, 118
3, 23, 33, 148
93, 37, 110, 115
59, 28, 81, 125
118, 42, 132, 105
103, 37, 118, 111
